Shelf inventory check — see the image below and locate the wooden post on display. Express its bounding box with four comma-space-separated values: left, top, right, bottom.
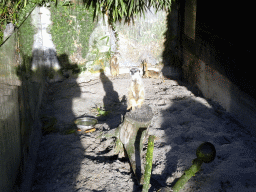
99, 104, 153, 185
119, 104, 153, 184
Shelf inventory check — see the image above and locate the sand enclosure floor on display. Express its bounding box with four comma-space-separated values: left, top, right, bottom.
32, 75, 256, 192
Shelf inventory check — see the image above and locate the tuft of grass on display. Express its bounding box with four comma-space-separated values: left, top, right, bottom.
92, 105, 109, 116
64, 128, 76, 135
96, 106, 109, 116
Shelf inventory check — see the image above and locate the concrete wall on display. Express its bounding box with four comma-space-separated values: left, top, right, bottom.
175, 0, 256, 136
0, 25, 22, 192
181, 38, 256, 135
0, 7, 44, 192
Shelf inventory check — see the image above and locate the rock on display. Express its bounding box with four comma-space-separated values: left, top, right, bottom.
156, 99, 166, 106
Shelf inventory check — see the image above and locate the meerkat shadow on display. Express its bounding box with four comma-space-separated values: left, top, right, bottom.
99, 69, 120, 110
99, 69, 127, 129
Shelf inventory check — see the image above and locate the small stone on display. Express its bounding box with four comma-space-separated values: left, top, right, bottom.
156, 99, 165, 106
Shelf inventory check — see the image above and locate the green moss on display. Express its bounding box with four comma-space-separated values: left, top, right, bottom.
50, 6, 75, 56
18, 15, 35, 56
142, 135, 155, 192
172, 158, 203, 192
18, 14, 35, 72
50, 4, 96, 60
76, 6, 96, 58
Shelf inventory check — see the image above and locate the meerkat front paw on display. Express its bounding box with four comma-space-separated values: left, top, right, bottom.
127, 105, 136, 111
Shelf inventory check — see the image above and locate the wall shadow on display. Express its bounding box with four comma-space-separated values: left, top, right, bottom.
162, 2, 183, 81
100, 69, 119, 111
15, 50, 88, 192
98, 69, 143, 191
147, 2, 213, 191
148, 97, 218, 191
12, 50, 51, 191
148, 91, 255, 191
147, 1, 256, 189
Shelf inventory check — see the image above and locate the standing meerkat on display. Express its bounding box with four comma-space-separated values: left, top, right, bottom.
141, 59, 148, 77
141, 59, 162, 79
110, 55, 119, 77
127, 68, 145, 111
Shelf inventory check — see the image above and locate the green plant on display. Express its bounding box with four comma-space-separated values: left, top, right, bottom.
100, 35, 109, 45
64, 128, 76, 134
86, 35, 113, 71
142, 135, 155, 192
95, 105, 109, 116
105, 47, 112, 61
98, 35, 114, 64
172, 142, 216, 192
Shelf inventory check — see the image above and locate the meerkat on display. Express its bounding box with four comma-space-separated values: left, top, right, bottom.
141, 60, 162, 79
110, 55, 119, 77
127, 68, 145, 111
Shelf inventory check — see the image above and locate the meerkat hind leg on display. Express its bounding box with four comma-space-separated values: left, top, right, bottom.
136, 98, 144, 108
127, 98, 137, 110
136, 88, 145, 108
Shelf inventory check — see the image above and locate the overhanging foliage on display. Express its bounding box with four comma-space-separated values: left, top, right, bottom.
82, 0, 172, 23
0, 0, 173, 45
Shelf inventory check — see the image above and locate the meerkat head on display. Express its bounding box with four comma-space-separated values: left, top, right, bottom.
130, 68, 142, 81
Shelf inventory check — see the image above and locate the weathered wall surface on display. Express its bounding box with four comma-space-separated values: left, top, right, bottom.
174, 0, 256, 136
0, 7, 44, 192
181, 38, 256, 135
0, 28, 21, 192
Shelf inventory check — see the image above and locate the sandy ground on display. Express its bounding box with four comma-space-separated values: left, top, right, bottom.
32, 73, 256, 192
